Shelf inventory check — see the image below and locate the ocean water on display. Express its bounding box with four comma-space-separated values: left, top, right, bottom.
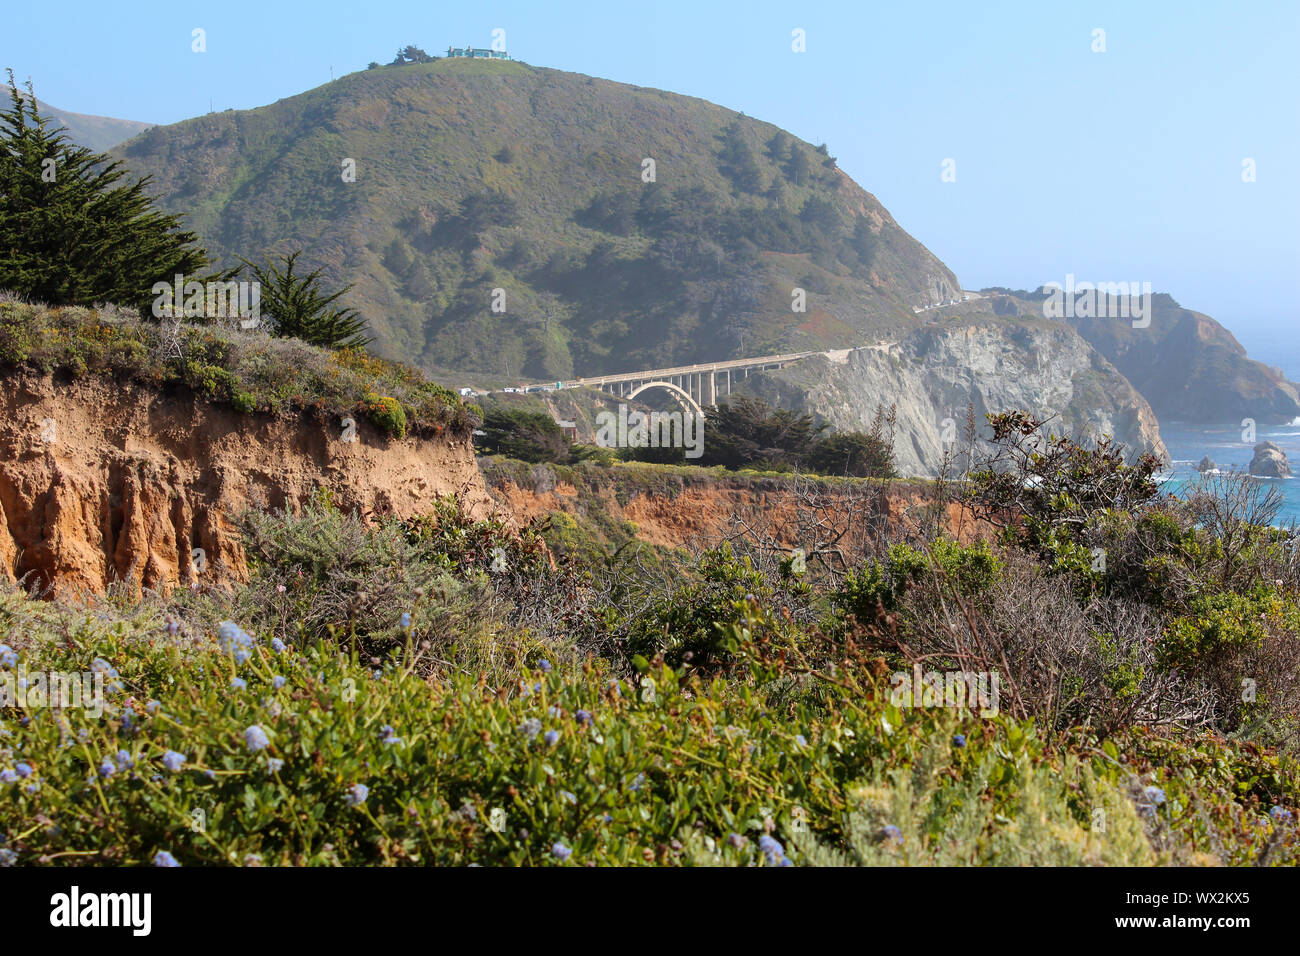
1154, 325, 1300, 525
1159, 421, 1300, 526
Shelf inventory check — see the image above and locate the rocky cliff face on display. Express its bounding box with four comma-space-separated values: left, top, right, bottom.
0, 373, 494, 597
1060, 295, 1300, 424
742, 320, 1167, 476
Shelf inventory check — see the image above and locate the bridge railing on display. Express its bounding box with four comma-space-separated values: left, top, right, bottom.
522, 350, 823, 390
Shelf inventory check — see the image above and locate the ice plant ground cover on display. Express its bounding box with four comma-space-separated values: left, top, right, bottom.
0, 572, 1296, 866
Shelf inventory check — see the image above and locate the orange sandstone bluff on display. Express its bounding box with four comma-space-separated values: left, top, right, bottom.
0, 372, 495, 597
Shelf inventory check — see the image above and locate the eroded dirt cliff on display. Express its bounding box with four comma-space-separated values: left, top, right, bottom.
0, 372, 494, 596
482, 460, 988, 559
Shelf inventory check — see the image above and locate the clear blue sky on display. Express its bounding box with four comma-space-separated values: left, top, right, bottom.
5, 0, 1297, 355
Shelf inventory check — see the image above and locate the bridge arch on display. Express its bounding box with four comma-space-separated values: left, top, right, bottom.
626, 380, 705, 419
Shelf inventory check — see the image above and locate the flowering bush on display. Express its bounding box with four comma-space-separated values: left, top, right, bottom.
0, 586, 1295, 867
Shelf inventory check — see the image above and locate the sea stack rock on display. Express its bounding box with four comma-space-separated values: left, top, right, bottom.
1196, 455, 1217, 473
1248, 441, 1291, 478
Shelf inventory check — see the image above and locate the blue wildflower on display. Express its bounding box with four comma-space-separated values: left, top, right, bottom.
880, 825, 903, 845
0, 645, 16, 668
1143, 786, 1166, 807
953, 734, 967, 748
165, 619, 180, 636
146, 700, 161, 713
1270, 805, 1293, 822
794, 734, 808, 747
0, 769, 18, 784
758, 835, 785, 863
727, 832, 747, 848
98, 760, 115, 779
380, 725, 403, 746
267, 758, 284, 774
345, 783, 369, 807
544, 730, 561, 747
230, 677, 247, 690
161, 750, 186, 773
538, 658, 552, 673
399, 612, 412, 629
0, 848, 17, 866
551, 842, 572, 861
14, 762, 33, 779
518, 718, 542, 739
91, 657, 119, 679
244, 725, 270, 752
153, 850, 180, 868
560, 790, 577, 804
271, 637, 288, 654
272, 675, 287, 689
575, 709, 593, 725
115, 750, 134, 771
217, 621, 255, 662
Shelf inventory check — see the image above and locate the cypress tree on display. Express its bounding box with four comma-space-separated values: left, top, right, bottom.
0, 71, 212, 310
240, 250, 370, 350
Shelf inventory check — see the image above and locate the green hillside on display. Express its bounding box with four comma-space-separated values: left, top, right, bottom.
35, 99, 152, 152
113, 58, 959, 384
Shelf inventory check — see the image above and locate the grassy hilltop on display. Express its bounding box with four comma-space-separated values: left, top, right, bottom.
113, 57, 957, 383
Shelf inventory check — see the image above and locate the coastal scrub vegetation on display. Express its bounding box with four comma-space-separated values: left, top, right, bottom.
1, 422, 1298, 865
0, 297, 474, 438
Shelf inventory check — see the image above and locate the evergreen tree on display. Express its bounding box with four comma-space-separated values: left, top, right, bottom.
240, 250, 370, 349
849, 217, 879, 275
698, 395, 823, 470
391, 45, 434, 65
766, 130, 791, 163
799, 194, 843, 234
805, 431, 894, 478
785, 146, 812, 186
0, 72, 212, 310
457, 189, 519, 240
475, 407, 569, 462
718, 120, 763, 194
